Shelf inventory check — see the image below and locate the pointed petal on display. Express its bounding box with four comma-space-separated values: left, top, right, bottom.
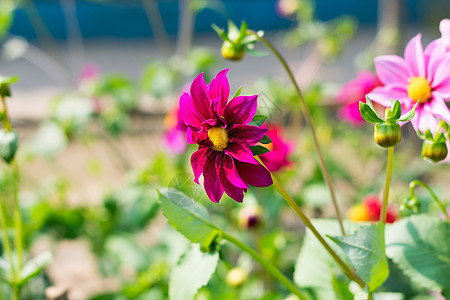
223, 155, 248, 189
430, 56, 450, 89
374, 55, 409, 85
235, 161, 273, 187
190, 73, 212, 119
429, 96, 450, 123
366, 85, 408, 107
225, 143, 259, 165
179, 92, 204, 128
404, 34, 426, 78
203, 152, 223, 203
208, 69, 230, 107
191, 146, 211, 184
224, 95, 258, 125
231, 124, 268, 145
218, 159, 245, 202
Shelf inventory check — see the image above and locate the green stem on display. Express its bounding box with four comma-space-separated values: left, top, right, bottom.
368, 291, 374, 300
222, 232, 308, 300
270, 174, 365, 288
380, 147, 394, 224
0, 95, 12, 132
253, 32, 345, 235
0, 194, 16, 280
410, 180, 450, 222
12, 162, 23, 273
12, 286, 20, 300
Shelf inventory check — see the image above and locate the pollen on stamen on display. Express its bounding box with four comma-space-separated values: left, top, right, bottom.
407, 77, 432, 103
208, 127, 229, 151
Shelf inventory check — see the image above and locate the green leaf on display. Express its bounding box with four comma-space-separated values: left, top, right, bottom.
424, 129, 433, 140
386, 215, 450, 292
327, 223, 389, 292
159, 188, 219, 244
294, 219, 360, 299
232, 86, 242, 99
19, 251, 52, 287
359, 101, 384, 124
0, 75, 18, 97
365, 96, 383, 120
169, 244, 219, 300
236, 21, 248, 43
259, 135, 272, 144
0, 129, 18, 164
211, 24, 230, 43
248, 114, 267, 127
398, 101, 418, 122
250, 145, 269, 155
245, 47, 268, 57
387, 100, 401, 123
227, 20, 240, 41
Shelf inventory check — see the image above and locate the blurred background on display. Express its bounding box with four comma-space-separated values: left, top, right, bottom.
0, 0, 449, 299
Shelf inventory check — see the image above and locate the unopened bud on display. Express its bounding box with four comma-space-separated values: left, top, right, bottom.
221, 42, 245, 61
422, 140, 448, 163
374, 123, 401, 148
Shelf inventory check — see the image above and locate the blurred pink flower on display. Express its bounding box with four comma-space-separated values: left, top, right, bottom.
259, 124, 294, 172
347, 195, 397, 223
425, 19, 450, 56
367, 34, 450, 133
336, 70, 381, 126
163, 105, 188, 154
275, 0, 299, 18
79, 63, 100, 83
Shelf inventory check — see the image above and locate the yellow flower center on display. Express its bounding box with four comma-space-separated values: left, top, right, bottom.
208, 127, 229, 151
407, 77, 432, 103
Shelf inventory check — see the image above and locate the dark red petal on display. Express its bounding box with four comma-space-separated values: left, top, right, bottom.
235, 161, 273, 187
208, 69, 230, 109
226, 143, 259, 165
223, 95, 258, 126
190, 73, 213, 119
191, 146, 211, 184
179, 92, 204, 128
231, 124, 268, 145
203, 152, 223, 203
223, 155, 248, 189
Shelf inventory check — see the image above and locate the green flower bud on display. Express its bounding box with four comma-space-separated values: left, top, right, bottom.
400, 196, 420, 216
422, 139, 448, 163
221, 41, 245, 61
374, 123, 401, 148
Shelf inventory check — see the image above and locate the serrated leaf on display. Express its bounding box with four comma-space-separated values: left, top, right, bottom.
328, 222, 389, 292
359, 102, 384, 124
250, 145, 269, 155
19, 251, 52, 287
169, 244, 219, 300
159, 188, 219, 244
232, 86, 242, 98
386, 215, 450, 292
259, 135, 272, 144
398, 101, 418, 122
248, 114, 267, 127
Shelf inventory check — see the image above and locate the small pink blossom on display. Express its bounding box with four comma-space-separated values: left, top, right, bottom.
367, 33, 450, 133
259, 124, 294, 172
336, 71, 382, 126
163, 105, 188, 154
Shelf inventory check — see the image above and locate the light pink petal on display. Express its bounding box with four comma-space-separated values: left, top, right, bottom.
433, 89, 450, 101
440, 19, 450, 41
225, 143, 259, 165
164, 129, 187, 154
179, 92, 204, 128
410, 107, 439, 132
430, 56, 450, 89
190, 73, 212, 119
223, 95, 258, 126
208, 69, 230, 108
366, 85, 409, 107
404, 34, 426, 78
235, 161, 273, 187
191, 146, 211, 184
231, 124, 268, 145
374, 55, 409, 85
429, 96, 450, 123
203, 153, 223, 203
223, 155, 248, 189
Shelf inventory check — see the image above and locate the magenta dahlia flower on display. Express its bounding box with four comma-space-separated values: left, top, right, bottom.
367, 34, 450, 132
180, 69, 273, 203
336, 70, 381, 126
259, 124, 294, 172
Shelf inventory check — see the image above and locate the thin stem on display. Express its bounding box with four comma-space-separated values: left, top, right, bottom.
410, 180, 449, 222
222, 232, 308, 300
368, 291, 374, 300
142, 0, 172, 57
12, 286, 20, 300
270, 174, 365, 288
0, 95, 12, 132
380, 147, 394, 224
12, 162, 23, 272
0, 194, 16, 280
253, 33, 345, 235
176, 0, 194, 56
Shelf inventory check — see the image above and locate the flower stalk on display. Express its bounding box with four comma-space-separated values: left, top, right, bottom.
409, 180, 450, 222
251, 31, 346, 235
380, 146, 394, 225
222, 232, 308, 300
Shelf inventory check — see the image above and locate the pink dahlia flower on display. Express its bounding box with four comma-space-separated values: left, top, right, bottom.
163, 105, 188, 154
367, 34, 450, 133
259, 124, 294, 172
180, 69, 273, 203
336, 70, 382, 126
425, 19, 450, 57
